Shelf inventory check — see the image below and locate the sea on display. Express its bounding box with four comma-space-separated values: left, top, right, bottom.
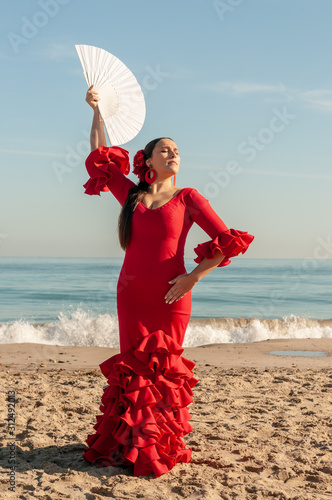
0, 257, 331, 348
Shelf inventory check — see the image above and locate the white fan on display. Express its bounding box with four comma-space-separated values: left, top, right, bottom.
75, 44, 146, 146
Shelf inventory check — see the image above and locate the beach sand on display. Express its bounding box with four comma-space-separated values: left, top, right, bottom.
0, 338, 331, 499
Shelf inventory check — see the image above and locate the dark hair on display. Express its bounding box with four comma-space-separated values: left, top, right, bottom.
118, 137, 173, 250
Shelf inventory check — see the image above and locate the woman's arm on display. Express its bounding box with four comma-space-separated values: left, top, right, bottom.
165, 189, 254, 304
188, 249, 226, 283
86, 84, 107, 151
165, 250, 225, 304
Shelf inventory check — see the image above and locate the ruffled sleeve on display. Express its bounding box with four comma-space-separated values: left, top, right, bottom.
186, 188, 255, 267
83, 146, 136, 206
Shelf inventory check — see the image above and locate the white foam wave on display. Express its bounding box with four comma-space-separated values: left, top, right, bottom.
186, 315, 332, 346
0, 308, 120, 347
1, 309, 331, 347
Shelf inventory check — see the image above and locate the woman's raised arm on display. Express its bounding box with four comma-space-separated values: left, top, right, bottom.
83, 85, 136, 203
86, 84, 107, 151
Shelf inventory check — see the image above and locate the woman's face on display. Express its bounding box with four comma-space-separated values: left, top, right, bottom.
148, 138, 180, 178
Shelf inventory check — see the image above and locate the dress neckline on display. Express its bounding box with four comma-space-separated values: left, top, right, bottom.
140, 188, 184, 211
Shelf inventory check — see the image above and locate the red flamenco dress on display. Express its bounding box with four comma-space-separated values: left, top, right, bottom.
82, 146, 255, 477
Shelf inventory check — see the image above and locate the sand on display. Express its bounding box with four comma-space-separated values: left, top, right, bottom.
0, 338, 331, 499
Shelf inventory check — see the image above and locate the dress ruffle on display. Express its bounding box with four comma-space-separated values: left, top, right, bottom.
83, 146, 130, 196
194, 228, 255, 267
82, 329, 199, 478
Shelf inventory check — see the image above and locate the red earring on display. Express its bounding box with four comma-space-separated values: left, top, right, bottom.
173, 174, 176, 186
145, 168, 157, 184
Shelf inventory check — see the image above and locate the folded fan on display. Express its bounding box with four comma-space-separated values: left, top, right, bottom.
75, 44, 146, 146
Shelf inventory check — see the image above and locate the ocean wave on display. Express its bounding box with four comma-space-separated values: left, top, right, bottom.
188, 316, 332, 346
0, 308, 331, 347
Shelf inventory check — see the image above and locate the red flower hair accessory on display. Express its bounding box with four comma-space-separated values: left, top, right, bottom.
133, 149, 148, 182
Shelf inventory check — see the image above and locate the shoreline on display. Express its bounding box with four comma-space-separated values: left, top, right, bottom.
1, 316, 332, 327
1, 338, 331, 371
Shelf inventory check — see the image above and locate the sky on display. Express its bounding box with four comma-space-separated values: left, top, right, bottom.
0, 0, 332, 260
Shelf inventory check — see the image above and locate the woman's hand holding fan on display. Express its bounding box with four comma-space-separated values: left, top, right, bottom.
86, 84, 100, 111
76, 44, 146, 146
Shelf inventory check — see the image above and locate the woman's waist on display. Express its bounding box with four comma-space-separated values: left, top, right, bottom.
121, 253, 186, 278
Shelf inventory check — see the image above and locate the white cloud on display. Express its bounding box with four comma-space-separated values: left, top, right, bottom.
299, 89, 332, 112
203, 80, 332, 113
204, 81, 286, 95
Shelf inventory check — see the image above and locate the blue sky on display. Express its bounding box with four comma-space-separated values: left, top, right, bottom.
0, 0, 332, 260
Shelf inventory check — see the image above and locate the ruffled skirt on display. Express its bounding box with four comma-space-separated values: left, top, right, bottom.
82, 330, 199, 477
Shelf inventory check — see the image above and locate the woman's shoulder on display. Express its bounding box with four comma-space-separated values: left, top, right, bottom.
178, 187, 199, 196
179, 187, 210, 203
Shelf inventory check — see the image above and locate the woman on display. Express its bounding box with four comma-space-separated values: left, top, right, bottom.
82, 85, 255, 477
